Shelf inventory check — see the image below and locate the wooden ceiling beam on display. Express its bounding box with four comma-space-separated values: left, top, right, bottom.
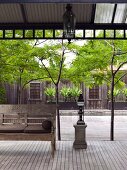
0, 23, 127, 30
0, 0, 127, 3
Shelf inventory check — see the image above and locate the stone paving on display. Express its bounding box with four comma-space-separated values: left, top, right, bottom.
59, 115, 127, 141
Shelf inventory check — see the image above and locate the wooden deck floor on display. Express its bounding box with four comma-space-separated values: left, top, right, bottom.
0, 116, 127, 170
0, 140, 127, 170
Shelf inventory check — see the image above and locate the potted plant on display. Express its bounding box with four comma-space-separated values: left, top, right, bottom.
70, 87, 82, 102
44, 87, 55, 102
108, 88, 127, 109
60, 87, 70, 102
60, 86, 81, 110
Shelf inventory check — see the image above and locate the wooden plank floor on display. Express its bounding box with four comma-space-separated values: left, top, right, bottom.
0, 141, 127, 170
0, 116, 127, 170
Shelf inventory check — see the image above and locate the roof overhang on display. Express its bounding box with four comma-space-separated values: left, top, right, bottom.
0, 1, 127, 39
0, 0, 127, 3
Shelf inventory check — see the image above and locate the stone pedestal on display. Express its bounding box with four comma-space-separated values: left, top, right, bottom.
73, 124, 87, 149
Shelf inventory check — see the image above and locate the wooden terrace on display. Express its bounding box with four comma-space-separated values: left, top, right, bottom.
0, 116, 127, 170
0, 140, 127, 170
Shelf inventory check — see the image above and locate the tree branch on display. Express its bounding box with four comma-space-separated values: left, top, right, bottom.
22, 76, 49, 89
41, 60, 56, 85
114, 61, 127, 76
32, 40, 47, 48
114, 72, 127, 86
56, 39, 65, 85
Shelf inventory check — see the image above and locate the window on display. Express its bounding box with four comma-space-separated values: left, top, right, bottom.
89, 86, 99, 99
30, 83, 41, 99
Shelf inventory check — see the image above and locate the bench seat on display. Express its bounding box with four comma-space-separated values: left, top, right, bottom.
0, 124, 51, 134
24, 125, 51, 133
0, 124, 26, 133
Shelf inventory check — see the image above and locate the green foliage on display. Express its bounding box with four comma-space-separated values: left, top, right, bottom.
1, 31, 127, 104
108, 88, 122, 100
60, 87, 70, 102
0, 40, 40, 86
60, 86, 81, 102
69, 39, 127, 95
114, 89, 121, 97
44, 87, 55, 102
70, 87, 82, 101
0, 87, 6, 104
31, 41, 68, 82
0, 38, 72, 104
122, 88, 127, 97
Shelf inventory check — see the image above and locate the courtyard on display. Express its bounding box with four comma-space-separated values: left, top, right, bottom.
60, 115, 127, 141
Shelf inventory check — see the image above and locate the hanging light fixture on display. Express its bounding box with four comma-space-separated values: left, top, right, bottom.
63, 4, 76, 43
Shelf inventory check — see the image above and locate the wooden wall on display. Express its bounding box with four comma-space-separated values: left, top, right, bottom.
4, 81, 110, 109
5, 80, 127, 109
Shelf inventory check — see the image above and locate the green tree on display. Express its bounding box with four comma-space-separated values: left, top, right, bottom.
70, 39, 127, 141
31, 40, 70, 140
3, 40, 41, 104
0, 40, 13, 82
0, 86, 6, 104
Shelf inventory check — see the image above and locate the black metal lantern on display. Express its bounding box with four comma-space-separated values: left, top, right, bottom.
63, 4, 76, 42
77, 94, 85, 125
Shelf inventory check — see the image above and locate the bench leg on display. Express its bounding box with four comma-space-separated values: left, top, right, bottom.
51, 139, 56, 157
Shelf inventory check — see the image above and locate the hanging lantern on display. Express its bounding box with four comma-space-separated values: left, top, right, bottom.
63, 4, 76, 41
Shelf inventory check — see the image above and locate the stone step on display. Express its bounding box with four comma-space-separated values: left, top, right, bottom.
60, 109, 127, 116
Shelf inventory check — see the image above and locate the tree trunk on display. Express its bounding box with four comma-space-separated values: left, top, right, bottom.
17, 85, 22, 104
110, 75, 115, 141
55, 84, 61, 140
17, 76, 22, 104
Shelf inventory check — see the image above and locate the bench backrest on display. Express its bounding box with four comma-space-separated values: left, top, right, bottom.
0, 104, 56, 125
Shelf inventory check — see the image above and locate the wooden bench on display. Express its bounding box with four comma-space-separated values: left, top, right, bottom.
0, 104, 56, 155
